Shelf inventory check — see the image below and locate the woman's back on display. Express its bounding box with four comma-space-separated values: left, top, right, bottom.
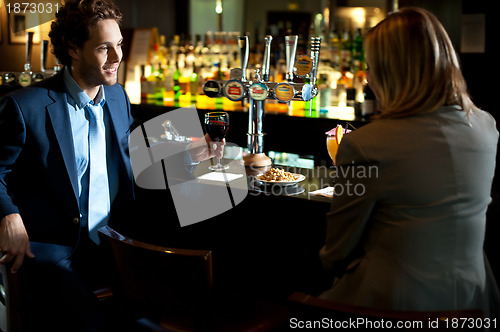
321, 106, 498, 313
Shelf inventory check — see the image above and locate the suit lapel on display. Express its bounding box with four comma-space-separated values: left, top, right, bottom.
46, 89, 80, 202
105, 86, 134, 193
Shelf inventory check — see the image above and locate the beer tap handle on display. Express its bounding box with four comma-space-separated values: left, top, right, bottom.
307, 36, 322, 116
19, 32, 34, 87
25, 32, 34, 71
262, 35, 273, 82
238, 36, 249, 82
41, 40, 49, 73
309, 36, 322, 86
285, 35, 298, 82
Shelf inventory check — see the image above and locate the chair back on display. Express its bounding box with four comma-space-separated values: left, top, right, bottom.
0, 258, 22, 332
288, 292, 484, 331
98, 226, 213, 324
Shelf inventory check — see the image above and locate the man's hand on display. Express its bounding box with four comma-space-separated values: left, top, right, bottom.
189, 134, 225, 162
0, 213, 34, 273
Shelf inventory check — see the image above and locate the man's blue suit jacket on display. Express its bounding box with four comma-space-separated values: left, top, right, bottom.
0, 71, 135, 262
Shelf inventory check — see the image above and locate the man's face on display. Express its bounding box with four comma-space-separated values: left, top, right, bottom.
71, 19, 123, 92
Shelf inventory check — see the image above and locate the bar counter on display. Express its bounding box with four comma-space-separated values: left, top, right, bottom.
127, 101, 368, 299
131, 160, 337, 302
128, 102, 500, 303
131, 102, 368, 166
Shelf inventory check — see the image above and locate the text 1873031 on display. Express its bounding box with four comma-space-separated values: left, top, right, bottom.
6, 2, 60, 14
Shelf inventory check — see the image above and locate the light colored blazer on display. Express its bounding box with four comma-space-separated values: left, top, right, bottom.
319, 105, 500, 318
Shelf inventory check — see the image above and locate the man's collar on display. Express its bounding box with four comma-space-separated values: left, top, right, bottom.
63, 66, 105, 109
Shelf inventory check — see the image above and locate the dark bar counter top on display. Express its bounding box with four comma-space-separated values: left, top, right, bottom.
130, 158, 337, 300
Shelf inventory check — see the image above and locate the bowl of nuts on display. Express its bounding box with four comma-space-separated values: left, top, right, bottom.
256, 167, 305, 186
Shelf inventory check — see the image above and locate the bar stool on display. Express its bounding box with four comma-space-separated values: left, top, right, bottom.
98, 226, 289, 331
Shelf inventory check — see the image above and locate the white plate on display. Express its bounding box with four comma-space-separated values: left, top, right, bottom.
256, 173, 306, 185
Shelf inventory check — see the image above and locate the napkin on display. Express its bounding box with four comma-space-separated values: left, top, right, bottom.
309, 186, 335, 198
197, 172, 244, 183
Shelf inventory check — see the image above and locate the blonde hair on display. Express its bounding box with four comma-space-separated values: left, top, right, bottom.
364, 7, 477, 119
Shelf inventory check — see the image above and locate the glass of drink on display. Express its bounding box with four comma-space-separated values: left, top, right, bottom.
204, 112, 230, 171
326, 124, 351, 165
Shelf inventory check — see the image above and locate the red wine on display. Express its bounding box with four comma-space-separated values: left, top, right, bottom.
206, 121, 229, 141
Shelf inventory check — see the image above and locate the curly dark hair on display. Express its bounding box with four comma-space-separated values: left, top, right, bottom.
49, 0, 122, 66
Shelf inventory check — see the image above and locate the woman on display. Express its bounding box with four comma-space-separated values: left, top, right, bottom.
319, 7, 500, 318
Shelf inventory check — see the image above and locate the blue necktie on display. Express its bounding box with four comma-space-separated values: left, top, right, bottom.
86, 103, 110, 243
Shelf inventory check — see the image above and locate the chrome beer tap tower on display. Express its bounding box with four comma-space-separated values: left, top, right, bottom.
203, 35, 322, 167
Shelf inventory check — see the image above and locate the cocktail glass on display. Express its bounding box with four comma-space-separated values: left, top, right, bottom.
326, 124, 351, 165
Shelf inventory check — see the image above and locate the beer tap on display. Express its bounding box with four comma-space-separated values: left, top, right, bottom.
243, 35, 272, 168
309, 37, 321, 88
261, 35, 273, 82
201, 34, 322, 167
238, 36, 249, 82
221, 36, 247, 103
285, 35, 298, 83
41, 40, 49, 73
305, 36, 322, 115
33, 40, 49, 83
19, 32, 34, 88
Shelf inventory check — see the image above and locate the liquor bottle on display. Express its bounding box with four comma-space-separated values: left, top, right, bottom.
353, 61, 366, 105
203, 31, 214, 71
337, 69, 353, 108
214, 59, 224, 81
155, 62, 166, 101
169, 35, 180, 62
140, 64, 148, 102
145, 63, 157, 100
329, 30, 341, 70
353, 28, 364, 67
362, 84, 376, 117
190, 65, 199, 102
194, 34, 203, 56
163, 60, 175, 102
179, 50, 193, 99
340, 30, 352, 73
159, 35, 168, 67
173, 60, 182, 101
318, 73, 330, 111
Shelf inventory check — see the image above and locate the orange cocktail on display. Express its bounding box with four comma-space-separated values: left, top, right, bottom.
326, 125, 350, 165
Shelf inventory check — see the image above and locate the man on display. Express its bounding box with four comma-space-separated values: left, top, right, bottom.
0, 0, 221, 330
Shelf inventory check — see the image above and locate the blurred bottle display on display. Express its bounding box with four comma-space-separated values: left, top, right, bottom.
126, 25, 374, 116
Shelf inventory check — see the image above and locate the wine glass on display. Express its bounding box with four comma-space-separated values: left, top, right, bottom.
204, 112, 230, 171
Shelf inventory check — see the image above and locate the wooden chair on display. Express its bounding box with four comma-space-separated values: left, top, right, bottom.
0, 258, 22, 332
98, 226, 289, 332
287, 292, 485, 331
